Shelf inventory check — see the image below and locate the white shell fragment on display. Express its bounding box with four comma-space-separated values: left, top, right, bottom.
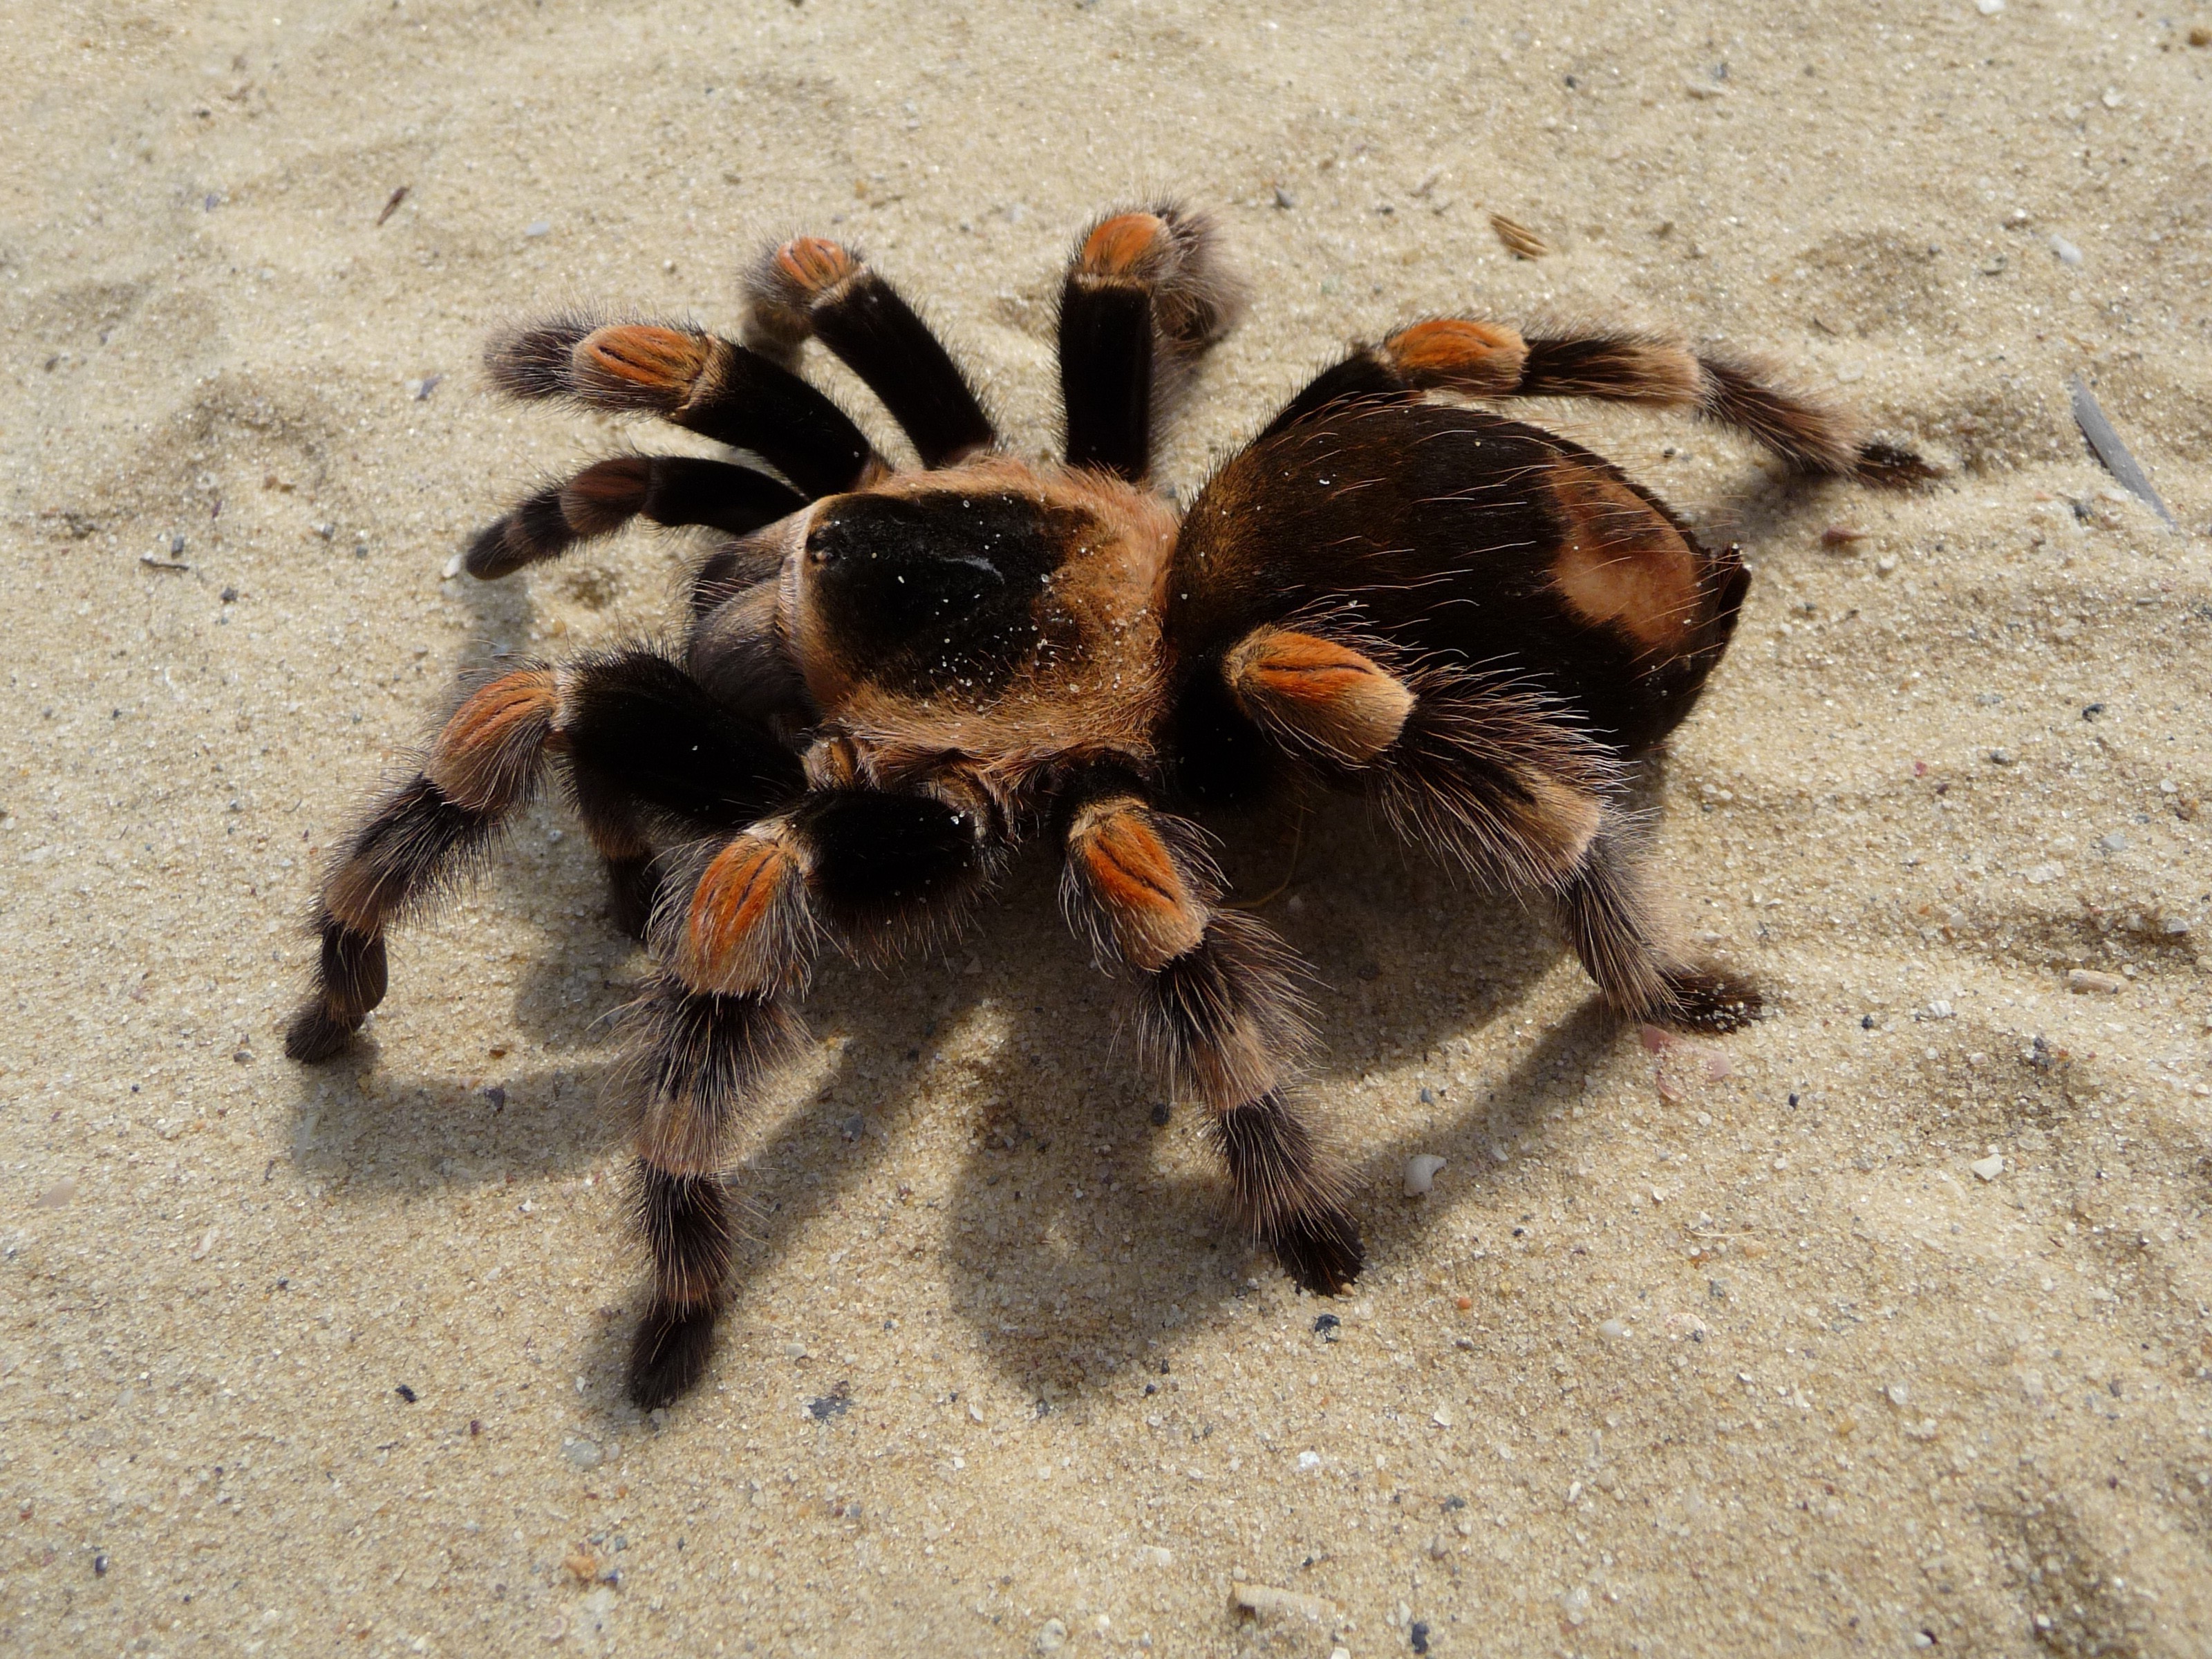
1233, 1583, 1335, 1622
1971, 1154, 2005, 1181
1404, 1154, 1447, 1196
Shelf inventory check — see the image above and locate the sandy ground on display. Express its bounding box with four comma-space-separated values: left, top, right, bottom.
6, 1, 2211, 1654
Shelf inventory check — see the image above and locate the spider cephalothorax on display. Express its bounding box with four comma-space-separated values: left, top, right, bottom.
288, 205, 1927, 1407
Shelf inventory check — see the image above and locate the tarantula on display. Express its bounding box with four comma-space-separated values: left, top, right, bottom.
287, 203, 1924, 1407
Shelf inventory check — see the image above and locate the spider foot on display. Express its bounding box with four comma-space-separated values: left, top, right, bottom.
1273, 1204, 1364, 1297
627, 1299, 719, 1410
1658, 968, 1763, 1034
283, 1000, 362, 1064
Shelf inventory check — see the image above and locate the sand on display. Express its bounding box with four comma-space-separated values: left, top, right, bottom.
5, 1, 2209, 1653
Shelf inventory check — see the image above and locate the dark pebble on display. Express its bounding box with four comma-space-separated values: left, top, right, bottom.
1410, 1621, 1430, 1653
395, 1383, 417, 1403
807, 1380, 852, 1421
1150, 1103, 1171, 1127
1313, 1313, 1341, 1340
1861, 1014, 1877, 1030
483, 1086, 506, 1109
93, 1553, 108, 1577
1442, 1494, 1466, 1510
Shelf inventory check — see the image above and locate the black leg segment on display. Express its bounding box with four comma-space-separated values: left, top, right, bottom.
744, 237, 994, 468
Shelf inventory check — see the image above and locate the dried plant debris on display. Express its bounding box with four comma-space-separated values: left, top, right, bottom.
1488, 212, 1551, 259
2069, 375, 2176, 527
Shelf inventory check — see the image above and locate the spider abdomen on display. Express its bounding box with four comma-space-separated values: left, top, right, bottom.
1167, 402, 1747, 759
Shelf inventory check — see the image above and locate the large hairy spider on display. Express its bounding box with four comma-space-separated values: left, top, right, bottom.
288, 203, 1926, 1407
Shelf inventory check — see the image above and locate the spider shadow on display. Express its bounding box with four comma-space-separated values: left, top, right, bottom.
279, 774, 1664, 1423
859, 796, 1641, 1406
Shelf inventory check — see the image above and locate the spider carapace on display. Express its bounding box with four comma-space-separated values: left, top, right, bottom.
288, 205, 1925, 1407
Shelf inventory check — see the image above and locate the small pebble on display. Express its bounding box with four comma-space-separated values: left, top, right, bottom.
1411, 1620, 1433, 1652
2050, 234, 2083, 267
1971, 1154, 2005, 1182
562, 1436, 605, 1471
1432, 1404, 1454, 1428
2067, 968, 2124, 995
1598, 1318, 1630, 1340
1975, 0, 2003, 14
395, 1383, 418, 1403
1036, 1618, 1068, 1652
1819, 525, 1868, 548
1404, 1154, 1447, 1196
523, 220, 552, 238
1273, 186, 1296, 209
1886, 1382, 1911, 1408
35, 1177, 77, 1208
1297, 1450, 1322, 1470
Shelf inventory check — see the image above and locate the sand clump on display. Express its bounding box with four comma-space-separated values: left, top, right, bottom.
4, 3, 2209, 1655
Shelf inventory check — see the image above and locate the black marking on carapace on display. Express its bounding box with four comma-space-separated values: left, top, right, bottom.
805, 491, 1088, 694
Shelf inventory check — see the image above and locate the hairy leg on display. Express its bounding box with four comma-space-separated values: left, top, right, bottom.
485, 315, 881, 498
1554, 817, 1762, 1033
1058, 783, 1359, 1292
742, 236, 995, 467
1215, 626, 1760, 1031
465, 455, 806, 579
1058, 205, 1244, 480
1264, 318, 1932, 482
624, 775, 999, 1406
285, 652, 798, 1060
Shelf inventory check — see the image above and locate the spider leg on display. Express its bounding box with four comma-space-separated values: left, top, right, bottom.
284, 652, 800, 1062
465, 455, 807, 580
1058, 782, 1360, 1294
626, 776, 999, 1407
1215, 626, 1762, 1032
485, 315, 881, 498
742, 237, 995, 468
1555, 816, 1762, 1033
1058, 204, 1245, 480
1265, 319, 1932, 483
